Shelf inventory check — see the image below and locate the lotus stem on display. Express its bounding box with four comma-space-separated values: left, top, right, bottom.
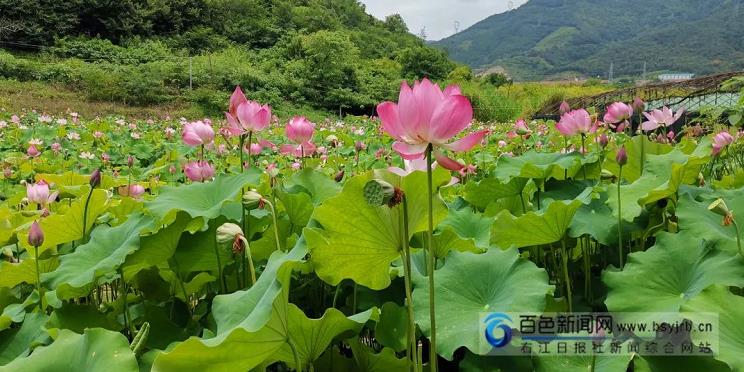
81, 187, 94, 243
560, 236, 573, 312
401, 195, 417, 371
617, 166, 624, 267
245, 239, 257, 286
732, 220, 743, 258
425, 145, 438, 372
288, 338, 302, 371
213, 234, 226, 293
264, 199, 283, 252
33, 246, 43, 311
581, 134, 587, 180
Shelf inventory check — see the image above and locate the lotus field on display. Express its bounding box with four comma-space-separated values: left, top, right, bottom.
2, 80, 744, 372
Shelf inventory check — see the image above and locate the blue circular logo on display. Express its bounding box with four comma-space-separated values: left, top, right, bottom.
484, 313, 513, 348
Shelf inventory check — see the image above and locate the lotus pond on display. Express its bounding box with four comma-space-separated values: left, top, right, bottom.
1, 81, 743, 372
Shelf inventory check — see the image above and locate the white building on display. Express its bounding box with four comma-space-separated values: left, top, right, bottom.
658, 73, 695, 82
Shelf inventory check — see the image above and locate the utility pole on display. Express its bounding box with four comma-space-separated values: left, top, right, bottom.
609, 62, 614, 83
189, 56, 193, 91
454, 21, 460, 34
642, 61, 647, 82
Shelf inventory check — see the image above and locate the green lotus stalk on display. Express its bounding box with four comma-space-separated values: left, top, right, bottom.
708, 198, 743, 257
265, 199, 283, 252
213, 234, 226, 293
560, 236, 572, 312
616, 146, 627, 267
288, 338, 302, 371
401, 195, 417, 372
82, 169, 101, 243
28, 221, 44, 311
424, 145, 438, 372
119, 268, 134, 337
580, 134, 587, 180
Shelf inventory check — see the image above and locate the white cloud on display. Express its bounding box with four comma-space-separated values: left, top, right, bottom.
360, 0, 528, 40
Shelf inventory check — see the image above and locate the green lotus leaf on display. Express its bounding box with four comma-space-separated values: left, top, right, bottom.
604, 135, 673, 182
284, 168, 342, 204
533, 349, 633, 372
464, 177, 530, 210
307, 171, 448, 290
375, 302, 408, 352
491, 199, 582, 248
0, 312, 48, 366
681, 285, 744, 371
634, 355, 730, 372
603, 232, 744, 321
460, 351, 532, 372
123, 212, 193, 280
676, 189, 744, 254
145, 170, 261, 228
0, 328, 137, 371
494, 151, 595, 183
47, 303, 120, 333
151, 242, 307, 371
272, 304, 378, 370
276, 186, 314, 227
42, 213, 155, 300
348, 337, 408, 371
606, 149, 708, 222
439, 206, 492, 249
170, 217, 234, 277
413, 249, 553, 360
569, 194, 644, 246
17, 189, 109, 255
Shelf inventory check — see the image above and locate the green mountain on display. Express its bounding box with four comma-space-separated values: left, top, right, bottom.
434, 0, 744, 81
0, 0, 455, 115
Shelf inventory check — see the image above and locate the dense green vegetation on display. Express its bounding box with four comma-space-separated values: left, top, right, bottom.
0, 0, 457, 116
435, 0, 744, 80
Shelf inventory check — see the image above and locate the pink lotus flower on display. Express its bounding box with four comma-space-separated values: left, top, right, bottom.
513, 119, 530, 135
376, 79, 487, 171
27, 145, 40, 158
119, 184, 146, 199
291, 162, 301, 170
182, 121, 215, 146
11, 115, 20, 124
27, 180, 57, 205
632, 97, 645, 113
184, 161, 215, 182
641, 107, 684, 132
247, 143, 263, 154
94, 131, 104, 139
603, 102, 633, 124
712, 131, 735, 156
51, 143, 62, 153
556, 109, 596, 136
559, 101, 571, 115
281, 116, 316, 157
225, 90, 271, 136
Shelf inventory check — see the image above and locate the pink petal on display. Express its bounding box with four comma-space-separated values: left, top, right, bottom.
430, 95, 474, 142
434, 152, 465, 171
392, 142, 428, 160
443, 85, 462, 96
377, 102, 404, 140
414, 78, 444, 129
397, 82, 421, 139
442, 130, 488, 152
229, 86, 248, 117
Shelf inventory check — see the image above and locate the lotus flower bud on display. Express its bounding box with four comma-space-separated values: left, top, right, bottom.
28, 221, 44, 247
90, 168, 102, 188
128, 155, 135, 168
242, 190, 264, 209
708, 198, 731, 217
632, 97, 645, 114
615, 146, 628, 166
559, 101, 571, 115
598, 134, 609, 149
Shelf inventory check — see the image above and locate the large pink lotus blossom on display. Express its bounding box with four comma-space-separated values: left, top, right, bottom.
556, 109, 596, 136
182, 121, 215, 146
280, 116, 316, 157
27, 180, 57, 205
712, 131, 735, 156
376, 79, 487, 171
603, 102, 634, 125
225, 87, 271, 136
184, 161, 215, 182
641, 107, 684, 131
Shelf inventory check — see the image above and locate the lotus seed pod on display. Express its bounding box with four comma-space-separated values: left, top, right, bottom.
708, 198, 731, 217
363, 179, 395, 206
242, 190, 263, 209
217, 223, 244, 245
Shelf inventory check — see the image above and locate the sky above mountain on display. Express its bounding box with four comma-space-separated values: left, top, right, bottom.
360, 0, 527, 40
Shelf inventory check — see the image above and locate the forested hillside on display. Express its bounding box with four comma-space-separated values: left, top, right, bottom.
435, 0, 744, 80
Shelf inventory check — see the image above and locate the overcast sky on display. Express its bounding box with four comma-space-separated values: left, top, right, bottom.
360, 0, 528, 41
